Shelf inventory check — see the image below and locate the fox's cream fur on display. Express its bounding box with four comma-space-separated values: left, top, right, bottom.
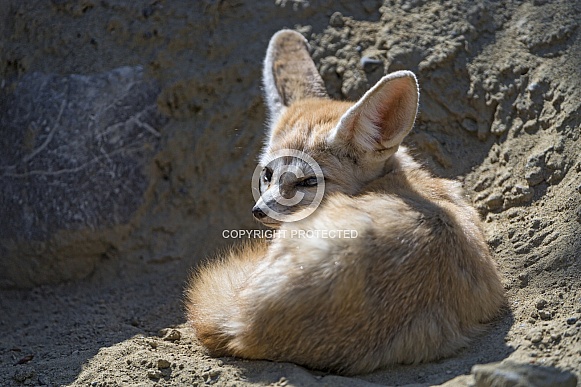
186, 30, 505, 375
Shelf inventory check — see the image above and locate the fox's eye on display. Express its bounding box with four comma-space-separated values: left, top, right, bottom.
262, 167, 273, 183
297, 177, 318, 187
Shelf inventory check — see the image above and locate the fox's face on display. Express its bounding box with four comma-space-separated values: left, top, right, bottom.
252, 31, 419, 227
253, 147, 321, 226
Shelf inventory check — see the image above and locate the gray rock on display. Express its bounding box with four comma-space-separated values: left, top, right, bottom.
162, 329, 181, 342
535, 298, 548, 310
0, 66, 166, 287
157, 359, 171, 369
538, 310, 553, 321
147, 369, 162, 380
566, 317, 578, 325
472, 361, 578, 387
329, 11, 344, 28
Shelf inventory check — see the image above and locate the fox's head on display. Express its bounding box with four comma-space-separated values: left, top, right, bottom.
252, 30, 419, 227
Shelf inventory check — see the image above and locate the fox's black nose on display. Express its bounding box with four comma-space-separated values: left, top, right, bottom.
252, 206, 267, 220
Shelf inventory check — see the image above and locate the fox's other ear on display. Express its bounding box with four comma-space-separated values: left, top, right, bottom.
328, 71, 419, 158
263, 30, 328, 125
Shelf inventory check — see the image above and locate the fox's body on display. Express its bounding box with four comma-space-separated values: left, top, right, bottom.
186, 30, 505, 375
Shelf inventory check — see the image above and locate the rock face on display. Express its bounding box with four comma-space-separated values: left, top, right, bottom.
1, 66, 163, 240
0, 66, 165, 287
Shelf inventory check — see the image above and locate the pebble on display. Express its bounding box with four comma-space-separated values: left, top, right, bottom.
539, 310, 552, 320
563, 328, 576, 337
485, 192, 504, 211
329, 12, 344, 27
525, 154, 546, 185
510, 184, 534, 205
529, 330, 543, 344
566, 316, 578, 325
535, 298, 548, 310
203, 369, 222, 383
163, 329, 181, 342
157, 359, 171, 369
518, 273, 530, 288
147, 369, 162, 380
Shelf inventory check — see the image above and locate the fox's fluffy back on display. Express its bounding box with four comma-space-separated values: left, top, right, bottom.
186, 185, 505, 374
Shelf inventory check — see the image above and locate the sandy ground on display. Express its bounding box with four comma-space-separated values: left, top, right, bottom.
1, 0, 580, 386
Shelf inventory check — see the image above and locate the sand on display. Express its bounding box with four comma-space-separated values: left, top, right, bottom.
0, 0, 579, 386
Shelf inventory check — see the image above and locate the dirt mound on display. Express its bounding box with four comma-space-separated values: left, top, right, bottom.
0, 0, 579, 386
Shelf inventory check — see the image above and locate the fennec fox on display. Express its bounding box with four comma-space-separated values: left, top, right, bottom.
186, 30, 505, 375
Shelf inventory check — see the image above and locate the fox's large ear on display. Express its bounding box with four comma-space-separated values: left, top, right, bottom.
263, 30, 328, 125
328, 71, 419, 159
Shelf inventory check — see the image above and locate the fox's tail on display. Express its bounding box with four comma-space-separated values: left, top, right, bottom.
185, 240, 267, 355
